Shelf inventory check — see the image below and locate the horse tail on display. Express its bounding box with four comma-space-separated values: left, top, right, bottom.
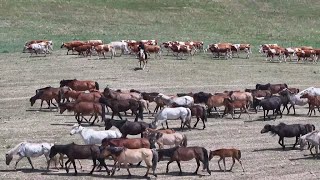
187, 108, 192, 125
100, 103, 106, 122
284, 83, 288, 88
201, 147, 211, 174
138, 101, 144, 120
202, 106, 207, 122
151, 149, 158, 176
95, 82, 99, 90
58, 89, 63, 104
237, 149, 242, 159
181, 134, 187, 147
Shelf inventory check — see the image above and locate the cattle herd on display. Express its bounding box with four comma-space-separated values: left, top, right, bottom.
22, 39, 320, 64
4, 72, 320, 177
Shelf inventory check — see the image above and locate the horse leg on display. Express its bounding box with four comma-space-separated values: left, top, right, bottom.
237, 158, 245, 172
217, 158, 222, 171
65, 159, 71, 173
193, 159, 200, 175
46, 100, 51, 109
90, 115, 98, 125
89, 159, 97, 174
193, 117, 200, 128
125, 163, 132, 177
27, 157, 35, 170
71, 160, 77, 176
223, 158, 226, 172
14, 156, 24, 170
177, 161, 183, 175
117, 112, 123, 120
292, 136, 299, 149
98, 159, 110, 175
230, 157, 235, 171
166, 121, 169, 129
279, 137, 285, 150
166, 160, 173, 173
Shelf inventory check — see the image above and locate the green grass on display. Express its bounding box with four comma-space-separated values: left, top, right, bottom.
0, 0, 319, 52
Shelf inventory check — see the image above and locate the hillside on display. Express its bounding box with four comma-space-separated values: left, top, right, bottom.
0, 0, 319, 52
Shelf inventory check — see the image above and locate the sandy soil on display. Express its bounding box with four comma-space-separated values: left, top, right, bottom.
0, 51, 320, 180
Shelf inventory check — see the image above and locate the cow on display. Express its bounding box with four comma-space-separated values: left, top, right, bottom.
74, 44, 92, 57
207, 43, 232, 59
231, 44, 251, 59
23, 40, 53, 53
25, 43, 50, 57
109, 41, 130, 56
85, 40, 103, 46
60, 41, 86, 55
169, 44, 195, 59
161, 41, 173, 56
140, 40, 158, 45
259, 44, 280, 54
296, 50, 317, 63
92, 44, 115, 59
145, 45, 161, 59
265, 47, 285, 62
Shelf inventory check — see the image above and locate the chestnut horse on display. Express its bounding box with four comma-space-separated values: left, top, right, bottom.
157, 146, 211, 175
59, 102, 106, 125
190, 105, 207, 129
103, 87, 142, 100
209, 148, 245, 172
30, 87, 60, 109
60, 79, 99, 91
300, 93, 320, 116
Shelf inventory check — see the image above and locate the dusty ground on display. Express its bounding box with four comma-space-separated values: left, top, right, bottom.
0, 51, 320, 180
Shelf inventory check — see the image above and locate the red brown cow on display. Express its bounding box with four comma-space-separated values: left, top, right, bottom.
93, 44, 115, 59
60, 41, 86, 55
231, 44, 251, 59
208, 43, 232, 59
296, 50, 316, 63
265, 47, 285, 62
145, 45, 161, 59
85, 40, 103, 46
169, 44, 195, 59
259, 44, 280, 54
74, 44, 92, 57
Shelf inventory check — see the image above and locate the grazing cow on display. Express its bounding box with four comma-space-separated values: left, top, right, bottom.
93, 44, 115, 59
207, 43, 232, 59
231, 44, 252, 59
74, 45, 92, 57
61, 41, 86, 55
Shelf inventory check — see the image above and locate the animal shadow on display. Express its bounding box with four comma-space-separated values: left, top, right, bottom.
134, 67, 143, 71
252, 147, 299, 152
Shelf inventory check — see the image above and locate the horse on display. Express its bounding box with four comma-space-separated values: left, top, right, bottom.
299, 130, 320, 158
156, 93, 194, 108
60, 79, 99, 91
100, 146, 158, 177
99, 97, 143, 122
153, 95, 166, 115
278, 88, 308, 115
245, 89, 272, 98
153, 107, 192, 131
256, 83, 288, 94
144, 127, 176, 135
5, 142, 53, 170
104, 87, 142, 100
228, 91, 253, 108
104, 119, 155, 138
222, 98, 251, 120
70, 124, 122, 145
300, 93, 320, 116
195, 92, 229, 117
30, 87, 60, 109
138, 48, 148, 70
49, 143, 110, 176
102, 137, 153, 149
157, 146, 211, 175
260, 123, 315, 150
253, 96, 282, 121
59, 101, 106, 125
143, 131, 187, 149
209, 148, 245, 172
190, 104, 207, 129
298, 87, 320, 96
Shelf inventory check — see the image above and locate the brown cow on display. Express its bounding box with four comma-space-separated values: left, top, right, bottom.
60, 41, 86, 55
93, 44, 115, 59
296, 50, 316, 63
86, 40, 103, 46
145, 45, 161, 59
208, 43, 232, 59
169, 44, 195, 59
259, 44, 280, 54
74, 44, 92, 57
231, 44, 251, 59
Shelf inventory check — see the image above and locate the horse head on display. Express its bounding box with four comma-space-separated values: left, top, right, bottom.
260, 124, 272, 134
70, 124, 83, 135
104, 119, 113, 130
5, 153, 13, 165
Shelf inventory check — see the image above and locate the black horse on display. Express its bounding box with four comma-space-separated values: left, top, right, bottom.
157, 146, 211, 175
260, 123, 315, 150
104, 118, 156, 138
49, 143, 110, 176
253, 96, 282, 120
99, 97, 143, 122
192, 91, 212, 104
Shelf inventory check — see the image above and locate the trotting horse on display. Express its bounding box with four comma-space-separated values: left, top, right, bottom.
138, 48, 148, 70
5, 142, 54, 170
157, 146, 211, 175
153, 107, 192, 131
60, 79, 99, 91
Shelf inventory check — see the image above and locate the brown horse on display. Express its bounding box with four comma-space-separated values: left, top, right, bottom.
190, 105, 207, 129
101, 137, 153, 149
228, 91, 253, 108
209, 148, 245, 172
153, 95, 166, 115
99, 97, 143, 122
222, 98, 251, 120
30, 87, 60, 109
103, 87, 142, 100
207, 93, 229, 117
49, 143, 109, 176
300, 93, 320, 116
245, 89, 271, 98
256, 83, 288, 94
59, 102, 105, 125
100, 146, 158, 177
60, 79, 99, 91
157, 146, 211, 175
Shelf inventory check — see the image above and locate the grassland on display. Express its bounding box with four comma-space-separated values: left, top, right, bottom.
0, 0, 320, 52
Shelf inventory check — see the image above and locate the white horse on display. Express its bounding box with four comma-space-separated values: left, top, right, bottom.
5, 142, 53, 170
70, 124, 122, 145
300, 130, 320, 158
156, 93, 194, 107
298, 87, 320, 96
153, 107, 192, 131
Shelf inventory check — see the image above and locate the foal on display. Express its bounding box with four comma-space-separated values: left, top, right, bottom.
209, 148, 245, 172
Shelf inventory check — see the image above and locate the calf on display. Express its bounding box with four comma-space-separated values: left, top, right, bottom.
209, 148, 245, 172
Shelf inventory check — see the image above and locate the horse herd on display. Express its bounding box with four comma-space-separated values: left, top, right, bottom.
5, 79, 320, 177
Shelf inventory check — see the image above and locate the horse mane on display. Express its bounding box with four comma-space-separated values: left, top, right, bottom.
157, 146, 179, 158
107, 146, 124, 156
130, 89, 141, 93
6, 141, 27, 156
60, 79, 76, 85
36, 86, 51, 93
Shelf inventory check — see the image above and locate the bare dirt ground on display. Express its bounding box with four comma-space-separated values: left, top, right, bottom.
1, 51, 320, 180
